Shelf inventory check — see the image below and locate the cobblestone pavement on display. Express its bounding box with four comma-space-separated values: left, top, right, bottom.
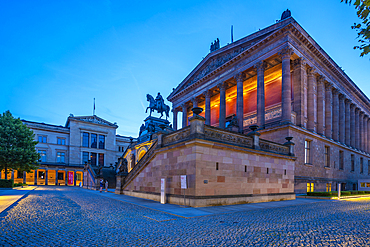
1, 187, 370, 246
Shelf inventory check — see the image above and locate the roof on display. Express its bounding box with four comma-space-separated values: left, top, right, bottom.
22, 120, 70, 133
65, 115, 118, 128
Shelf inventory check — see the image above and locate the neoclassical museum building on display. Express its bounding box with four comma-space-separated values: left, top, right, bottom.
0, 115, 131, 186
168, 12, 370, 193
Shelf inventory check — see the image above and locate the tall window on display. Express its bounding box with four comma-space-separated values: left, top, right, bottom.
90, 153, 97, 166
360, 157, 364, 174
57, 152, 65, 163
91, 134, 97, 148
82, 132, 89, 147
98, 153, 104, 166
38, 150, 46, 162
324, 146, 330, 167
57, 138, 66, 145
82, 152, 89, 163
38, 135, 47, 143
307, 183, 314, 192
305, 140, 311, 164
351, 154, 355, 172
339, 151, 344, 170
98, 135, 105, 149
368, 160, 370, 175
326, 183, 332, 192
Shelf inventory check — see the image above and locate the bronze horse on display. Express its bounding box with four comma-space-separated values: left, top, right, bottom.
146, 94, 170, 120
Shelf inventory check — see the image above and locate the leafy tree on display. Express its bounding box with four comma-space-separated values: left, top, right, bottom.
342, 0, 370, 56
0, 110, 39, 180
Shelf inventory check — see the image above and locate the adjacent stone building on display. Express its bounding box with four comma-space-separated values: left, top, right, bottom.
168, 11, 370, 193
0, 114, 131, 186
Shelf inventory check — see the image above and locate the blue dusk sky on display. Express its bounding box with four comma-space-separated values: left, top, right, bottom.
0, 0, 368, 137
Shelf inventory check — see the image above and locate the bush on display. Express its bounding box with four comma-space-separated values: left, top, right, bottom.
349, 190, 359, 195
307, 192, 333, 197
0, 179, 14, 188
341, 191, 351, 196
357, 191, 365, 195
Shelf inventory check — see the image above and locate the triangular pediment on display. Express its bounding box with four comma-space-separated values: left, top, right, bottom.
167, 17, 294, 101
65, 115, 118, 128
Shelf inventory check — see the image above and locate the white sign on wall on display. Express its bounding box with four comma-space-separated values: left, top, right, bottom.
181, 175, 187, 189
160, 178, 166, 204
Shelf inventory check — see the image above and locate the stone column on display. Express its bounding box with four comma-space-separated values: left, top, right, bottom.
279, 47, 293, 124
204, 90, 211, 125
368, 119, 370, 153
34, 169, 37, 185
355, 108, 360, 149
254, 62, 266, 129
235, 72, 246, 132
292, 58, 306, 127
325, 82, 333, 139
23, 171, 26, 184
364, 116, 368, 153
11, 170, 14, 180
332, 88, 339, 141
350, 104, 356, 148
360, 112, 364, 151
192, 97, 198, 108
172, 108, 178, 130
307, 68, 317, 132
45, 169, 48, 185
74, 170, 77, 186
218, 82, 226, 129
181, 103, 188, 128
345, 99, 351, 146
55, 169, 59, 186
316, 75, 325, 135
339, 94, 345, 144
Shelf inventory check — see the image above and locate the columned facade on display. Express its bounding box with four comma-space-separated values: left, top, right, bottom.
339, 94, 345, 144
218, 82, 226, 129
255, 62, 266, 129
279, 47, 293, 124
307, 68, 316, 132
345, 99, 351, 146
235, 73, 245, 131
204, 90, 211, 125
325, 83, 333, 139
316, 76, 325, 135
332, 89, 339, 141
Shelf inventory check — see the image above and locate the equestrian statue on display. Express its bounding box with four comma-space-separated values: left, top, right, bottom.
146, 92, 170, 120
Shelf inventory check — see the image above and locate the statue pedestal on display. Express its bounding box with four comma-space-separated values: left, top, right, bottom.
115, 173, 128, 194
138, 116, 171, 144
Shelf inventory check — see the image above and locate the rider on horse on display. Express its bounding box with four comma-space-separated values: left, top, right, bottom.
155, 92, 164, 111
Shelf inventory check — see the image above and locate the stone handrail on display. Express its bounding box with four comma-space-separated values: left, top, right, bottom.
122, 140, 158, 188
259, 139, 290, 155
162, 126, 191, 146
204, 125, 253, 148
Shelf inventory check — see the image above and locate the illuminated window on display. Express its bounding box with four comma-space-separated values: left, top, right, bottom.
326, 183, 332, 192
90, 153, 97, 166
17, 170, 23, 179
38, 150, 46, 162
324, 146, 330, 167
307, 183, 314, 192
38, 135, 47, 143
304, 140, 311, 164
360, 182, 365, 188
57, 152, 65, 163
82, 132, 89, 147
57, 138, 66, 145
38, 171, 45, 179
339, 151, 344, 170
351, 154, 355, 172
76, 173, 82, 180
98, 153, 104, 166
367, 183, 370, 188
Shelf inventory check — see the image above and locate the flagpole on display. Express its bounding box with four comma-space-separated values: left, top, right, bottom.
93, 98, 95, 116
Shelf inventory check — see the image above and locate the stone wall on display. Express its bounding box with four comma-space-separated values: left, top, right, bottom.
122, 138, 295, 207
260, 124, 370, 193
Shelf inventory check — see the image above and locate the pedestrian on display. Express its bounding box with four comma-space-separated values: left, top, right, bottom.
99, 179, 103, 193
105, 180, 108, 192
